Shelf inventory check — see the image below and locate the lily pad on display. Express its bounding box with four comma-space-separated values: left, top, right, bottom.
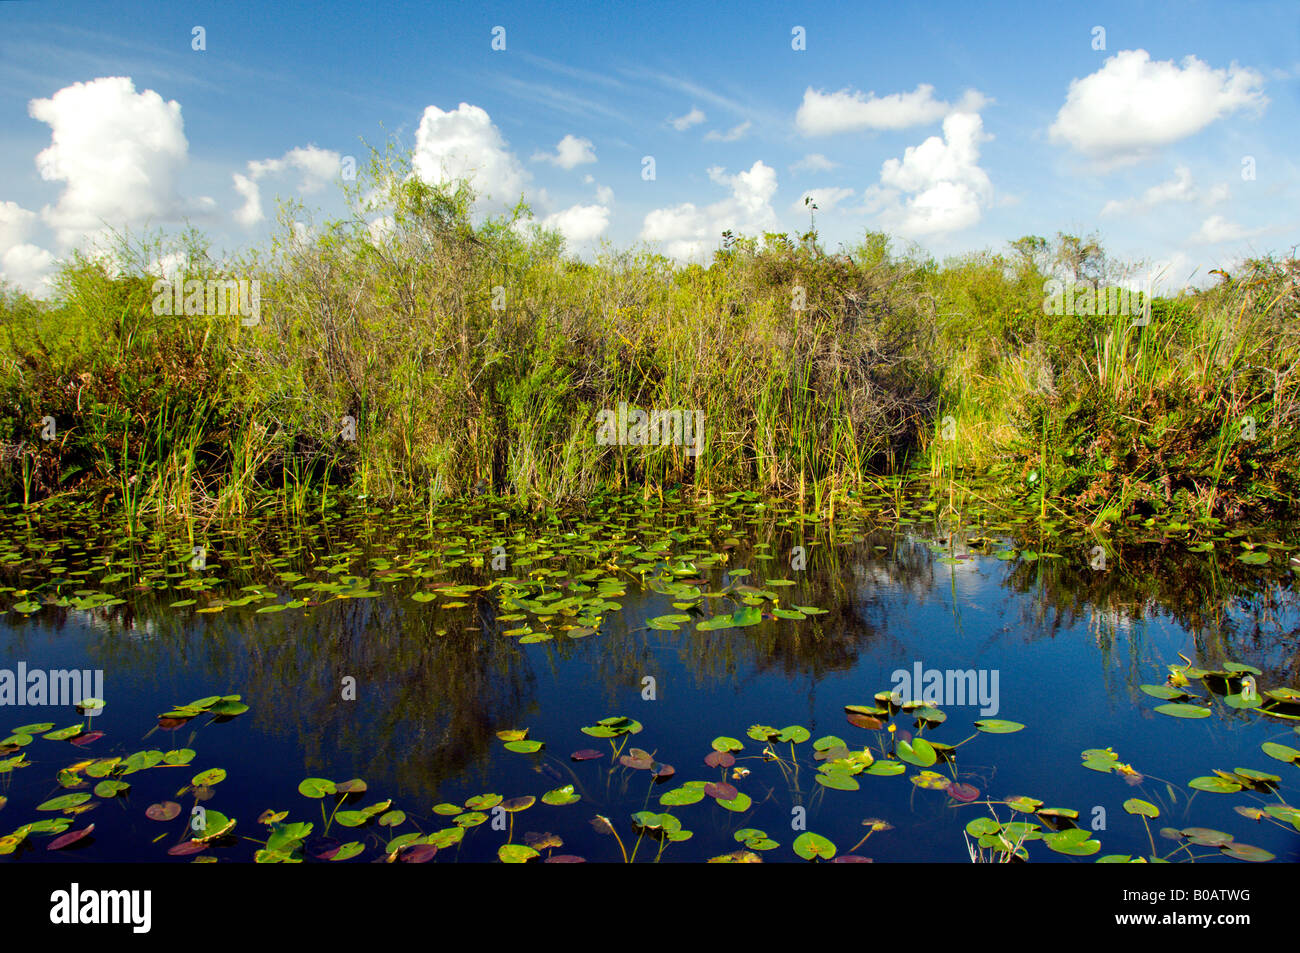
1154, 703, 1211, 719
974, 719, 1025, 734
1188, 776, 1242, 793
1123, 798, 1159, 818
792, 832, 837, 861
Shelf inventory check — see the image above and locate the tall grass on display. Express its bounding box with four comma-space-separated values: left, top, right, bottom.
0, 146, 1296, 525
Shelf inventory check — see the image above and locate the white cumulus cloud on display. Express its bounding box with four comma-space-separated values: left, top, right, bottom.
641, 160, 779, 261
1049, 50, 1267, 166
232, 144, 343, 226
796, 84, 987, 136
1, 244, 57, 294
0, 201, 55, 294
412, 103, 530, 214
28, 76, 192, 249
1190, 214, 1266, 244
532, 134, 597, 170
863, 110, 993, 238
0, 201, 39, 252
539, 203, 610, 244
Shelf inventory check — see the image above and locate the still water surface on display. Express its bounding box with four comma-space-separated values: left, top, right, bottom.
2, 495, 1297, 863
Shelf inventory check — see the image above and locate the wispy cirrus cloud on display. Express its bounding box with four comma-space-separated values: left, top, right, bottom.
705, 121, 751, 142
669, 107, 706, 131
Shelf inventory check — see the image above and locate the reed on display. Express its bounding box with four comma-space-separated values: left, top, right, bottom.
0, 149, 1295, 525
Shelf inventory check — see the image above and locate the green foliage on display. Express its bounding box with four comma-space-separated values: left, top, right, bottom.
1, 145, 1297, 525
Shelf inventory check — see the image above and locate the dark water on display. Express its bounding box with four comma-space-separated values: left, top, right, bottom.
2, 494, 1299, 863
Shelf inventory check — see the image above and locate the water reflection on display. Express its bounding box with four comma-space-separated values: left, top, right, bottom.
2, 499, 1299, 862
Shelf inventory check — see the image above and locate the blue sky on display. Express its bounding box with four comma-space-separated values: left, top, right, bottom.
1, 0, 1297, 294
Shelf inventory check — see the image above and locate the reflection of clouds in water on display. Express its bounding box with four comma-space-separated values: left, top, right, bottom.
82, 610, 159, 641
1087, 604, 1139, 637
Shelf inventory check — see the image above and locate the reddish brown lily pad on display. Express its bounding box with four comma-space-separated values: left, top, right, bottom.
570, 749, 602, 761
704, 751, 735, 768
399, 844, 438, 863
145, 801, 182, 822
704, 782, 738, 800
47, 824, 94, 851
524, 831, 563, 850
846, 713, 883, 730
310, 837, 343, 859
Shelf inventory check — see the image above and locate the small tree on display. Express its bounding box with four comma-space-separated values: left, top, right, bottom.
1054, 232, 1105, 283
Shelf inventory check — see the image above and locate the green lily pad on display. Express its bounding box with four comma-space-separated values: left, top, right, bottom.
792, 832, 837, 861
815, 770, 860, 791
542, 785, 580, 806
1220, 842, 1274, 862
332, 811, 371, 828
191, 768, 227, 787
659, 786, 705, 807
897, 738, 937, 767
1123, 798, 1159, 818
776, 726, 810, 744
1188, 776, 1242, 793
37, 792, 91, 811
193, 810, 235, 841
1261, 742, 1300, 763
1154, 703, 1211, 719
1044, 830, 1100, 855
716, 791, 752, 812
43, 724, 84, 741
865, 761, 906, 777
498, 843, 539, 863
974, 719, 1025, 734
298, 778, 337, 798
